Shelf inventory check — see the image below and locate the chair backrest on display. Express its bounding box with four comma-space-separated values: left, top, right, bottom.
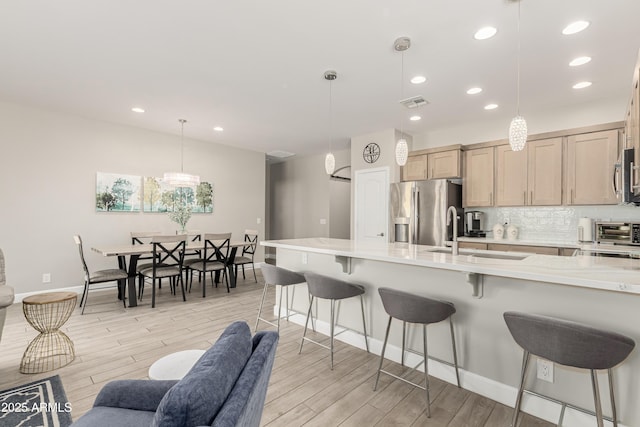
504, 311, 636, 370
73, 235, 90, 280
242, 229, 258, 257
130, 231, 160, 245
378, 287, 456, 325
212, 330, 279, 427
303, 272, 365, 300
203, 233, 231, 265
150, 235, 187, 268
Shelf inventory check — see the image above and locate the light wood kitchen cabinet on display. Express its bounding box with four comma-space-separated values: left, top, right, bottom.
428, 149, 461, 179
487, 243, 560, 255
560, 248, 579, 256
528, 138, 563, 205
402, 155, 427, 181
566, 129, 620, 205
463, 148, 494, 207
495, 145, 528, 206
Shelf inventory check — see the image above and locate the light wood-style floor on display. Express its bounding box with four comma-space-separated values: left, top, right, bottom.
0, 271, 553, 426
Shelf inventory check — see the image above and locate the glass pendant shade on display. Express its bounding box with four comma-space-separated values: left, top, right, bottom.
163, 172, 200, 187
395, 138, 408, 166
509, 115, 528, 151
325, 152, 336, 175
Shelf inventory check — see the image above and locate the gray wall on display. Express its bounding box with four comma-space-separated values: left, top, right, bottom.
0, 100, 265, 294
267, 149, 350, 243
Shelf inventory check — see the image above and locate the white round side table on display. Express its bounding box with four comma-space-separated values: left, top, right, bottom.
148, 349, 206, 380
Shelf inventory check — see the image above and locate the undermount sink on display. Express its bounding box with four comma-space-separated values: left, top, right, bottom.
423, 247, 529, 260
469, 252, 529, 261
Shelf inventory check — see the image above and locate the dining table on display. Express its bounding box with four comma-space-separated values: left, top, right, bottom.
92, 240, 252, 307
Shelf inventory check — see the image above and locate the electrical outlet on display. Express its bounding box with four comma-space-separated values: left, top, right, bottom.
42, 273, 51, 283
320, 218, 327, 225
504, 217, 510, 225
301, 253, 308, 264
257, 217, 261, 224
537, 359, 554, 383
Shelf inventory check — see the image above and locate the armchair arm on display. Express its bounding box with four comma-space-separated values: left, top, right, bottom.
0, 285, 14, 309
93, 379, 178, 412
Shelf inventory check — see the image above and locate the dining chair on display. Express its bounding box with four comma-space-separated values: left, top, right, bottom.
73, 235, 129, 315
233, 229, 258, 283
139, 235, 187, 308
179, 230, 202, 285
131, 231, 161, 295
188, 233, 232, 296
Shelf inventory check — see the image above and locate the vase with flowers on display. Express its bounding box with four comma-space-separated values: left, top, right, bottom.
169, 201, 192, 233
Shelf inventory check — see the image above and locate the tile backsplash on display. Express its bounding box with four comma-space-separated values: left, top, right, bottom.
477, 205, 640, 243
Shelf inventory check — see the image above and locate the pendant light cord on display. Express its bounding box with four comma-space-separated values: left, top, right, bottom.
179, 119, 186, 173
516, 0, 521, 116
400, 50, 405, 136
329, 78, 333, 153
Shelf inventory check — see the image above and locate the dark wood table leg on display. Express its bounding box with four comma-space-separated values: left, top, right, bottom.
125, 254, 140, 307
227, 247, 238, 288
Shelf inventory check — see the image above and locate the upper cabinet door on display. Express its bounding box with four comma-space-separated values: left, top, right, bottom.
463, 147, 494, 207
401, 154, 427, 181
528, 137, 563, 206
428, 149, 461, 179
495, 145, 528, 206
566, 130, 620, 205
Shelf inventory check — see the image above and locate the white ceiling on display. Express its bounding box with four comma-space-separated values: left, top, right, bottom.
1, 1, 639, 158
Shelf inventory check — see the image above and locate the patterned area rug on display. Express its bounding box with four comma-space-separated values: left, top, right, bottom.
0, 375, 72, 427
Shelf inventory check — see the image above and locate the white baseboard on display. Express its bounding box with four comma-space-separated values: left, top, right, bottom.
274, 305, 627, 427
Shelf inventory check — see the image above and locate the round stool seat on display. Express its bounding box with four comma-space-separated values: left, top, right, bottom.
304, 272, 364, 300
148, 349, 206, 380
261, 264, 305, 287
378, 287, 455, 325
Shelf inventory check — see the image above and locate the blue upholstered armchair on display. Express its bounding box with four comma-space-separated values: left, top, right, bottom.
71, 321, 278, 427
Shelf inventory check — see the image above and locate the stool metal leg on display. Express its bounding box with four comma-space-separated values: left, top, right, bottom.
401, 321, 406, 366
423, 324, 431, 418
360, 295, 369, 353
450, 317, 461, 388
374, 316, 393, 391
255, 281, 269, 331
330, 299, 335, 370
299, 296, 314, 354
591, 369, 605, 427
277, 284, 284, 331
608, 368, 618, 427
511, 350, 530, 427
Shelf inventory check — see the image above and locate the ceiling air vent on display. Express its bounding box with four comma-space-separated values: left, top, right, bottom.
399, 95, 429, 109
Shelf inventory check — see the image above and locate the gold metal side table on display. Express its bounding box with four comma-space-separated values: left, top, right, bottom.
20, 292, 77, 374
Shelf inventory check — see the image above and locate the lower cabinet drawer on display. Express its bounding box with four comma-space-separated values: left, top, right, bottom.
487, 243, 560, 255
459, 242, 488, 250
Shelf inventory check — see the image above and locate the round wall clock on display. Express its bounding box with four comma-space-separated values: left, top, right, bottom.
363, 142, 380, 164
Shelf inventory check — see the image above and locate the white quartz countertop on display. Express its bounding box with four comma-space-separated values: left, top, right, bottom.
262, 238, 640, 295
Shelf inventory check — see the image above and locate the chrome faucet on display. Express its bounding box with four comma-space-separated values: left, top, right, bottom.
446, 206, 459, 255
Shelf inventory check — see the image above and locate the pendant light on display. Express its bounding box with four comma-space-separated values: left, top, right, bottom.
508, 0, 527, 151
164, 119, 201, 187
394, 37, 410, 166
324, 70, 337, 175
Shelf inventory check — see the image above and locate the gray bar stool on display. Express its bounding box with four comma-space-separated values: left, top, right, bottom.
299, 272, 369, 369
256, 264, 305, 332
504, 311, 635, 427
373, 287, 460, 418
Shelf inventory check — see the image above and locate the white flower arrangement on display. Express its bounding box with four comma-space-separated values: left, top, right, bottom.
169, 202, 192, 232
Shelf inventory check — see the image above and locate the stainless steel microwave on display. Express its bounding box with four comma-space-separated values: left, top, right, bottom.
614, 148, 640, 205
596, 221, 640, 245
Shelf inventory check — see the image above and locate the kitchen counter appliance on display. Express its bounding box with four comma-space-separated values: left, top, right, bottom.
390, 180, 462, 245
614, 148, 640, 205
465, 211, 486, 237
596, 221, 640, 245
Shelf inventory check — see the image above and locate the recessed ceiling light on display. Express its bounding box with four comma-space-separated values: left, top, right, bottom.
467, 87, 483, 95
562, 20, 590, 35
573, 81, 592, 89
569, 56, 591, 67
484, 103, 498, 110
131, 107, 145, 113
213, 126, 224, 132
474, 27, 497, 40
411, 75, 427, 84
409, 115, 421, 121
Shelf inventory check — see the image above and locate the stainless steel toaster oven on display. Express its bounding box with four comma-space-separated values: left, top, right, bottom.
595, 221, 640, 245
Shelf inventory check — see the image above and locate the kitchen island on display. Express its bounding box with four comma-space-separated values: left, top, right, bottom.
262, 238, 640, 427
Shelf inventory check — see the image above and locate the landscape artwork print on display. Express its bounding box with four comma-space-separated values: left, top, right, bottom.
96, 172, 142, 212
143, 177, 213, 213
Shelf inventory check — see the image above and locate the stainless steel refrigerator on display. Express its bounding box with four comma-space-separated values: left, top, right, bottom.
389, 179, 462, 246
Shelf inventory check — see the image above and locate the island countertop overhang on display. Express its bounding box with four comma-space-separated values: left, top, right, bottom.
261, 237, 640, 295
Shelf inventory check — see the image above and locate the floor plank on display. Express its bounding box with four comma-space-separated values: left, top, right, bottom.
0, 271, 554, 427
